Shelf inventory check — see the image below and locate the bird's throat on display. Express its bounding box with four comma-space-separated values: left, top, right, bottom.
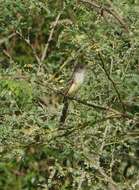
67, 69, 85, 95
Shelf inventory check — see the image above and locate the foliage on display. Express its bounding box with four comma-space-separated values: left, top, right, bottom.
0, 0, 139, 189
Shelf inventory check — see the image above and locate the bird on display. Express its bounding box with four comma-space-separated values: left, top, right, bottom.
59, 63, 86, 125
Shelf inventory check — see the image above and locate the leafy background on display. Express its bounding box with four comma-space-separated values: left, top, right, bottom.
0, 0, 139, 189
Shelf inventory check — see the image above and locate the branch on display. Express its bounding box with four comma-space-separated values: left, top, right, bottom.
15, 31, 42, 66
0, 33, 16, 45
36, 80, 131, 119
57, 91, 131, 119
105, 0, 129, 32
2, 49, 15, 64
79, 0, 129, 32
97, 52, 126, 113
57, 115, 122, 138
41, 11, 62, 62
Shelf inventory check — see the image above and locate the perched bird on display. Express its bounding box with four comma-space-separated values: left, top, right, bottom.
59, 63, 86, 124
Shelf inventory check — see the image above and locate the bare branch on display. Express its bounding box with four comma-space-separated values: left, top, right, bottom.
0, 33, 16, 45
79, 0, 129, 32
97, 52, 126, 113
2, 49, 15, 64
16, 31, 42, 66
36, 80, 131, 119
41, 11, 62, 62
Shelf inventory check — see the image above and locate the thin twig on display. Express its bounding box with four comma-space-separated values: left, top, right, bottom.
51, 19, 73, 27
100, 121, 110, 153
41, 11, 62, 62
48, 45, 92, 82
3, 50, 13, 60
97, 52, 126, 113
2, 49, 16, 67
48, 55, 74, 82
15, 31, 42, 66
0, 33, 16, 45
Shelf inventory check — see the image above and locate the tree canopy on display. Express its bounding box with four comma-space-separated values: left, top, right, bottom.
0, 0, 139, 189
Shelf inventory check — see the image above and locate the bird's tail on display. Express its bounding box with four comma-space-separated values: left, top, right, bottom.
59, 97, 69, 124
